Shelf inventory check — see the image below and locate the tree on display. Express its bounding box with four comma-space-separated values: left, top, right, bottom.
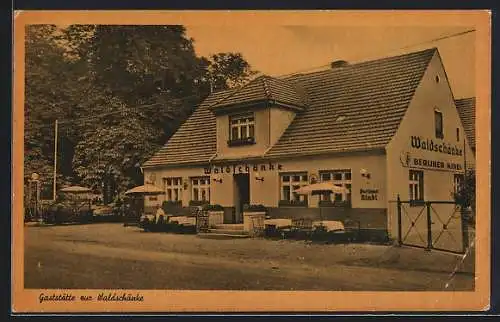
25, 25, 258, 202
24, 25, 80, 191
69, 26, 211, 199
204, 52, 259, 92
453, 169, 476, 210
25, 25, 109, 194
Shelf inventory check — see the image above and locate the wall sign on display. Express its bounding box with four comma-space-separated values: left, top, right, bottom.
400, 151, 463, 172
204, 162, 283, 175
360, 188, 378, 200
410, 136, 463, 156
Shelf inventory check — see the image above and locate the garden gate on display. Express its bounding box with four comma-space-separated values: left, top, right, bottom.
394, 195, 469, 254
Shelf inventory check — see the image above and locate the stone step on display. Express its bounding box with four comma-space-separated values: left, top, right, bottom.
206, 228, 247, 235
213, 224, 244, 231
197, 232, 250, 239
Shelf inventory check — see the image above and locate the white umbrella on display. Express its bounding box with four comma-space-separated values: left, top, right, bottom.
294, 182, 348, 195
124, 184, 164, 196
59, 186, 92, 193
294, 182, 350, 220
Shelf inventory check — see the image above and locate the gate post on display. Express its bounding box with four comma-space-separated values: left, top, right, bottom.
396, 194, 402, 246
426, 201, 432, 251
461, 205, 469, 254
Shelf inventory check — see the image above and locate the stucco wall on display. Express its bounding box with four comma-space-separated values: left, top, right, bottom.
143, 151, 386, 217
215, 105, 297, 160
143, 166, 210, 209
216, 108, 270, 158
250, 152, 387, 209
386, 51, 476, 238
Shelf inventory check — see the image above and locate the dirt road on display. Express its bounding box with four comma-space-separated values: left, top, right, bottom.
24, 223, 474, 291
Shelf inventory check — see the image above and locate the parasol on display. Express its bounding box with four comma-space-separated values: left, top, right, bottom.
293, 182, 348, 195
124, 184, 164, 196
294, 182, 349, 220
59, 186, 92, 193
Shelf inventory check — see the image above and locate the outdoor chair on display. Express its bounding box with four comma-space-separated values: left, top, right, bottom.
342, 218, 361, 242
289, 218, 314, 240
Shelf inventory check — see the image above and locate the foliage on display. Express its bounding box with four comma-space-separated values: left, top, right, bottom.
202, 204, 224, 211
243, 204, 267, 212
24, 25, 257, 202
204, 53, 259, 92
453, 169, 476, 211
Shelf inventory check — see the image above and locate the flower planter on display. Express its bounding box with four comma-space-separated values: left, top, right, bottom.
243, 211, 266, 236
208, 210, 224, 228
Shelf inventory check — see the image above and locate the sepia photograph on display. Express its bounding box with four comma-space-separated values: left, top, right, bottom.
12, 10, 491, 312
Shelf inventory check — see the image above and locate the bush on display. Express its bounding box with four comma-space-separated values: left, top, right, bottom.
189, 200, 209, 207
243, 204, 267, 212
202, 204, 224, 211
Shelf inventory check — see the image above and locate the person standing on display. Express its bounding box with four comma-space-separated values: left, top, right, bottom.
155, 204, 165, 224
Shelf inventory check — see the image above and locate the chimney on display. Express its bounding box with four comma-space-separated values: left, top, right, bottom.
330, 60, 349, 69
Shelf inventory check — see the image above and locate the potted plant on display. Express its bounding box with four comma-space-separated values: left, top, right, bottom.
202, 204, 225, 228
243, 204, 267, 236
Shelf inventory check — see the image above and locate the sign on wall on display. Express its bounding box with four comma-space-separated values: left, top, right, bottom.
360, 188, 379, 200
410, 136, 463, 156
204, 162, 283, 175
400, 151, 464, 172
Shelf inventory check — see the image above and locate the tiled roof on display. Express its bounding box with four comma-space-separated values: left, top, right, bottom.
455, 97, 476, 149
142, 90, 231, 167
210, 75, 308, 111
266, 47, 436, 157
143, 47, 437, 167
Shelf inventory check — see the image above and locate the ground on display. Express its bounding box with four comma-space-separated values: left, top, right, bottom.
24, 223, 474, 291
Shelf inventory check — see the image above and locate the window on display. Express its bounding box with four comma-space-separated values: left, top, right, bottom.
456, 128, 460, 142
454, 174, 464, 194
165, 177, 182, 202
319, 170, 352, 202
409, 170, 424, 201
435, 109, 443, 139
229, 113, 255, 145
280, 173, 308, 206
191, 177, 210, 202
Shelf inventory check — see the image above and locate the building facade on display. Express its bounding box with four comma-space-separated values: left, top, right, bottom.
142, 48, 476, 237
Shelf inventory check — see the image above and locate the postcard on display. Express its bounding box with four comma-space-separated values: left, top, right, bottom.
12, 10, 491, 313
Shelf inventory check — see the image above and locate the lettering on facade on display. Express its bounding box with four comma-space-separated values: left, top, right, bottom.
400, 150, 464, 173
360, 188, 378, 201
410, 136, 463, 156
204, 162, 283, 175
412, 158, 462, 171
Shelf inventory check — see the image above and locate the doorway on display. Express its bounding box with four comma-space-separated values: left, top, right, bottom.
234, 174, 250, 223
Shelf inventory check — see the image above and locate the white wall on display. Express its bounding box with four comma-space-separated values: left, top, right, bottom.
386, 50, 476, 238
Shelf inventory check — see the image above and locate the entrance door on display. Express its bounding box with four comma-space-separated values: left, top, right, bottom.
234, 174, 250, 223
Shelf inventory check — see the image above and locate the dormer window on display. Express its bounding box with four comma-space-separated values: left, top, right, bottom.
228, 112, 255, 146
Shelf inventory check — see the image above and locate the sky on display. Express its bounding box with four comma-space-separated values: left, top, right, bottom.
185, 25, 475, 99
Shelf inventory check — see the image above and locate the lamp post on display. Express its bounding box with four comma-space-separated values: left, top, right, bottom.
53, 119, 58, 201
31, 172, 41, 222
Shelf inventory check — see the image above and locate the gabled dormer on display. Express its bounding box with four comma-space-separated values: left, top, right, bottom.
208, 75, 308, 160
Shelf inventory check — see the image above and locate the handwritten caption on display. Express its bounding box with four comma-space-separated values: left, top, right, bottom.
39, 292, 144, 304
